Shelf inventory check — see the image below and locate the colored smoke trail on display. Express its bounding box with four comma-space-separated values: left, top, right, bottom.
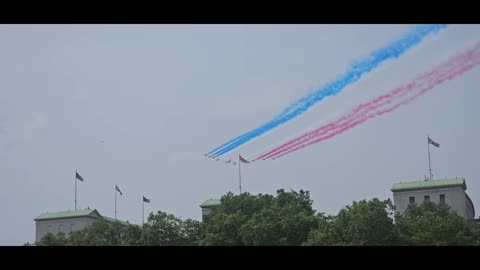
207, 24, 448, 158
263, 42, 480, 160
255, 52, 463, 161
266, 43, 480, 159
254, 82, 417, 160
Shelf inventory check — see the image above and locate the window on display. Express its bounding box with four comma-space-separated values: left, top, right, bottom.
424, 195, 430, 202
440, 194, 446, 204
409, 196, 415, 204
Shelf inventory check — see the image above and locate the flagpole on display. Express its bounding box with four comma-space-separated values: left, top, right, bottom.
239, 155, 242, 195
75, 173, 77, 211
428, 136, 432, 181
142, 198, 145, 225
115, 185, 117, 220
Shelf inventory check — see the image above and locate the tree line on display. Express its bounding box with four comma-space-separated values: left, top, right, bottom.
35, 189, 480, 246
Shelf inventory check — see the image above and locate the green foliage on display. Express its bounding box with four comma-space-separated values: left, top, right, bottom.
395, 201, 480, 246
37, 219, 142, 246
66, 219, 127, 246
141, 211, 201, 246
122, 224, 143, 246
199, 189, 320, 246
35, 191, 480, 246
198, 192, 273, 246
305, 199, 397, 246
182, 219, 202, 246
36, 232, 68, 246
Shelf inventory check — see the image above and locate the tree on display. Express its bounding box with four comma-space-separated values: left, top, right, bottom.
37, 218, 142, 246
36, 232, 68, 246
122, 224, 143, 246
34, 190, 480, 246
395, 201, 480, 246
181, 218, 202, 246
199, 192, 273, 246
141, 211, 200, 246
305, 198, 397, 246
67, 218, 126, 246
199, 189, 320, 246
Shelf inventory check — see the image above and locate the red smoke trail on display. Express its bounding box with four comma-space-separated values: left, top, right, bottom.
255, 56, 465, 161
255, 51, 466, 161
271, 44, 480, 160
254, 81, 416, 160
259, 42, 480, 160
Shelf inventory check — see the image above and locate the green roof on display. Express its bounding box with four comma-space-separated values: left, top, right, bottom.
200, 199, 221, 208
392, 178, 466, 192
102, 216, 133, 226
35, 209, 136, 226
35, 209, 99, 221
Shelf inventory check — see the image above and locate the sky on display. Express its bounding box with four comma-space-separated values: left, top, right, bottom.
1, 24, 479, 245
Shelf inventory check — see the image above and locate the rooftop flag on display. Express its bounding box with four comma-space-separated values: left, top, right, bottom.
116, 185, 123, 196
75, 171, 84, 182
239, 155, 250, 164
428, 137, 440, 147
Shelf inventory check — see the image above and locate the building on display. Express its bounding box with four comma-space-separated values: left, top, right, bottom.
200, 199, 221, 219
34, 208, 131, 242
391, 178, 475, 220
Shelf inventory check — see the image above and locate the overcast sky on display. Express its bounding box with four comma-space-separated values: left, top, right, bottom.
1, 24, 479, 245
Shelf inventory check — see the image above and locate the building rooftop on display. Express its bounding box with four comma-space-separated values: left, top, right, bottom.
102, 216, 132, 226
34, 209, 133, 226
391, 178, 466, 192
34, 209, 100, 221
200, 199, 221, 208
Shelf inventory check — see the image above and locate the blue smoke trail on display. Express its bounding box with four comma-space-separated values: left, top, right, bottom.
208, 24, 448, 157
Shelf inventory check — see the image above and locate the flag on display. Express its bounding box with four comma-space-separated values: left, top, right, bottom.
428, 137, 440, 147
239, 155, 250, 163
116, 185, 123, 196
143, 196, 150, 203
75, 171, 84, 182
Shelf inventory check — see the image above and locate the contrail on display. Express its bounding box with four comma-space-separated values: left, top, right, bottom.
255, 67, 445, 160
265, 43, 480, 159
262, 42, 480, 160
207, 24, 448, 158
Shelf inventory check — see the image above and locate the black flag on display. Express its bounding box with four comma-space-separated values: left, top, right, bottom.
239, 155, 250, 163
428, 137, 440, 147
115, 185, 123, 196
143, 196, 150, 203
75, 171, 84, 182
